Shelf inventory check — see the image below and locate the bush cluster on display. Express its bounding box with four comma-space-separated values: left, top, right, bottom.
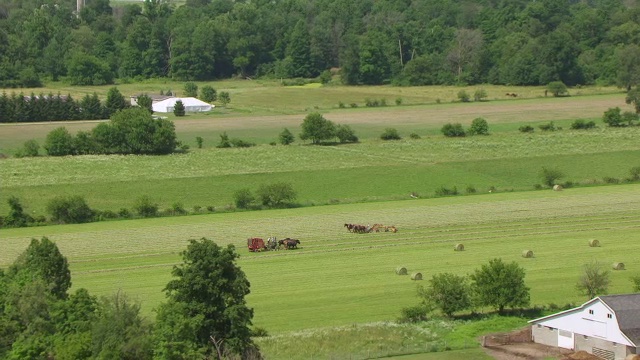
233, 182, 297, 209
365, 98, 387, 107
380, 128, 401, 140
441, 123, 466, 137
570, 119, 596, 129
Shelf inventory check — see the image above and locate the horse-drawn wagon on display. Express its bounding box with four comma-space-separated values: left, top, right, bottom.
247, 237, 266, 252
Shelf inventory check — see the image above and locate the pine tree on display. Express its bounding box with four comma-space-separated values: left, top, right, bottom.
173, 100, 186, 116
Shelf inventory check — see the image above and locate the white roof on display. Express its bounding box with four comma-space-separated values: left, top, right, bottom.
152, 97, 213, 113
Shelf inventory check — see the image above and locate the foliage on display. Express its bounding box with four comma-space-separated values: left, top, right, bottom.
136, 94, 153, 114
380, 128, 401, 140
538, 122, 557, 131
623, 111, 639, 126
105, 87, 128, 117
233, 188, 256, 209
570, 120, 596, 130
217, 132, 232, 148
602, 107, 623, 127
158, 238, 256, 358
44, 127, 75, 156
196, 136, 203, 149
5, 196, 32, 227
397, 305, 429, 323
540, 167, 564, 187
470, 258, 530, 314
98, 108, 178, 155
468, 118, 489, 135
278, 128, 295, 145
183, 82, 199, 98
46, 195, 94, 224
219, 92, 231, 106
335, 124, 358, 143
631, 276, 640, 292
299, 112, 336, 144
457, 90, 470, 103
626, 88, 640, 113
133, 196, 158, 217
173, 100, 186, 117
419, 273, 471, 317
256, 182, 297, 208
67, 53, 114, 86
441, 123, 465, 137
518, 125, 534, 133
200, 85, 217, 103
473, 89, 488, 102
576, 261, 610, 300
546, 81, 568, 97
229, 138, 256, 148
409, 133, 421, 139
15, 139, 40, 157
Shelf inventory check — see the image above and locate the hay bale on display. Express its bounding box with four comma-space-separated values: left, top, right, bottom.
411, 272, 423, 280
588, 239, 600, 247
612, 262, 625, 270
553, 184, 563, 191
522, 250, 534, 258
395, 266, 407, 275
454, 243, 465, 251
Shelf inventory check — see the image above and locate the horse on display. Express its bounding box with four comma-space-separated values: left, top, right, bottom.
283, 238, 300, 249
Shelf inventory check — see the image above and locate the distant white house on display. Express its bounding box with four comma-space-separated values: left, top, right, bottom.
151, 97, 214, 113
529, 293, 640, 360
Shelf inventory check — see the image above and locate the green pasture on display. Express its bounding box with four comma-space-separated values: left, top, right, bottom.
1, 185, 639, 335
2, 126, 640, 215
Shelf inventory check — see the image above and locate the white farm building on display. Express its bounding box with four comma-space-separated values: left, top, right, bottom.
152, 97, 213, 113
529, 293, 640, 360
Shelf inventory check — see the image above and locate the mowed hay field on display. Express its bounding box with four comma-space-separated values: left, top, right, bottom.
1, 185, 640, 334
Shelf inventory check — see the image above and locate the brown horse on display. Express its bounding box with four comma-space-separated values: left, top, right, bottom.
279, 238, 300, 249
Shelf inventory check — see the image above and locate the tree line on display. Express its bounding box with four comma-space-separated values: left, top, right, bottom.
1, 0, 640, 88
0, 236, 259, 359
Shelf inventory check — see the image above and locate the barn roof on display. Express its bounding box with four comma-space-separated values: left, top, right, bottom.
600, 294, 640, 345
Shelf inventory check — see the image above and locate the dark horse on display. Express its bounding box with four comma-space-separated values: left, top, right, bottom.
278, 238, 300, 249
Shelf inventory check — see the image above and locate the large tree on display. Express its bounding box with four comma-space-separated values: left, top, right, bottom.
299, 112, 336, 144
420, 272, 471, 317
471, 258, 530, 314
156, 238, 256, 358
576, 261, 610, 300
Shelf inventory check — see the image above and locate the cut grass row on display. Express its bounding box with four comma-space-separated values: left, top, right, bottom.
1, 184, 639, 334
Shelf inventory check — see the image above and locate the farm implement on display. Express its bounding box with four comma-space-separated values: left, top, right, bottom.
247, 237, 300, 252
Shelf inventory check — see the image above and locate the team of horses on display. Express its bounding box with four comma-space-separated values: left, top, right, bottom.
265, 237, 300, 250
344, 223, 397, 233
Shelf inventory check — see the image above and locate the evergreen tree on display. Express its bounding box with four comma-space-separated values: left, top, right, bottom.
286, 20, 312, 78
105, 87, 128, 117
173, 100, 186, 116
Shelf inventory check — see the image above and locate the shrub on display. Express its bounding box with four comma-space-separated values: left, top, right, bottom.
468, 117, 489, 135
380, 128, 401, 140
541, 167, 563, 187
435, 186, 458, 196
629, 166, 640, 181
133, 196, 158, 217
338, 102, 345, 108
256, 182, 297, 208
233, 188, 256, 209
365, 98, 379, 107
538, 122, 556, 131
409, 133, 421, 139
5, 196, 33, 227
196, 136, 203, 149
173, 100, 186, 117
319, 70, 332, 84
218, 91, 231, 106
279, 128, 295, 145
46, 195, 94, 224
183, 82, 198, 97
571, 119, 596, 130
519, 125, 534, 133
45, 127, 75, 156
457, 90, 470, 102
171, 202, 187, 215
603, 176, 620, 184
547, 81, 568, 97
398, 305, 428, 323
473, 88, 488, 101
602, 107, 623, 127
217, 132, 232, 148
200, 85, 217, 103
118, 208, 131, 218
19, 139, 40, 157
230, 138, 256, 148
335, 124, 358, 143
466, 185, 477, 194
441, 123, 465, 137
395, 97, 403, 106
622, 111, 639, 126
349, 103, 358, 108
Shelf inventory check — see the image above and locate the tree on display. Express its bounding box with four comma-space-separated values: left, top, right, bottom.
183, 82, 198, 97
419, 273, 471, 317
278, 128, 295, 145
299, 112, 335, 144
457, 90, 470, 102
447, 28, 483, 84
625, 88, 640, 114
602, 107, 623, 127
105, 87, 128, 117
217, 132, 231, 148
468, 117, 489, 135
576, 261, 610, 300
157, 238, 256, 358
233, 188, 255, 209
44, 127, 75, 156
200, 85, 217, 103
9, 236, 71, 300
67, 52, 113, 86
46, 195, 94, 224
474, 89, 488, 102
5, 196, 32, 228
546, 81, 568, 97
136, 94, 153, 114
286, 20, 312, 78
335, 124, 358, 143
106, 108, 178, 155
616, 44, 640, 91
173, 100, 186, 117
256, 182, 297, 208
471, 258, 530, 314
540, 167, 563, 187
219, 91, 231, 106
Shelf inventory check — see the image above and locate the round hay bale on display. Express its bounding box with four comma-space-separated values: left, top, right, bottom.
454, 243, 465, 251
588, 239, 600, 247
411, 272, 423, 280
522, 250, 534, 258
395, 266, 407, 275
553, 184, 563, 191
612, 262, 625, 270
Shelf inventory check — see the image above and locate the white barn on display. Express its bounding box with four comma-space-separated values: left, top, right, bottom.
529, 293, 640, 360
152, 97, 213, 113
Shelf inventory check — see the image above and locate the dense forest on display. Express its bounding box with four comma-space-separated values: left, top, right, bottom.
1, 0, 640, 88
